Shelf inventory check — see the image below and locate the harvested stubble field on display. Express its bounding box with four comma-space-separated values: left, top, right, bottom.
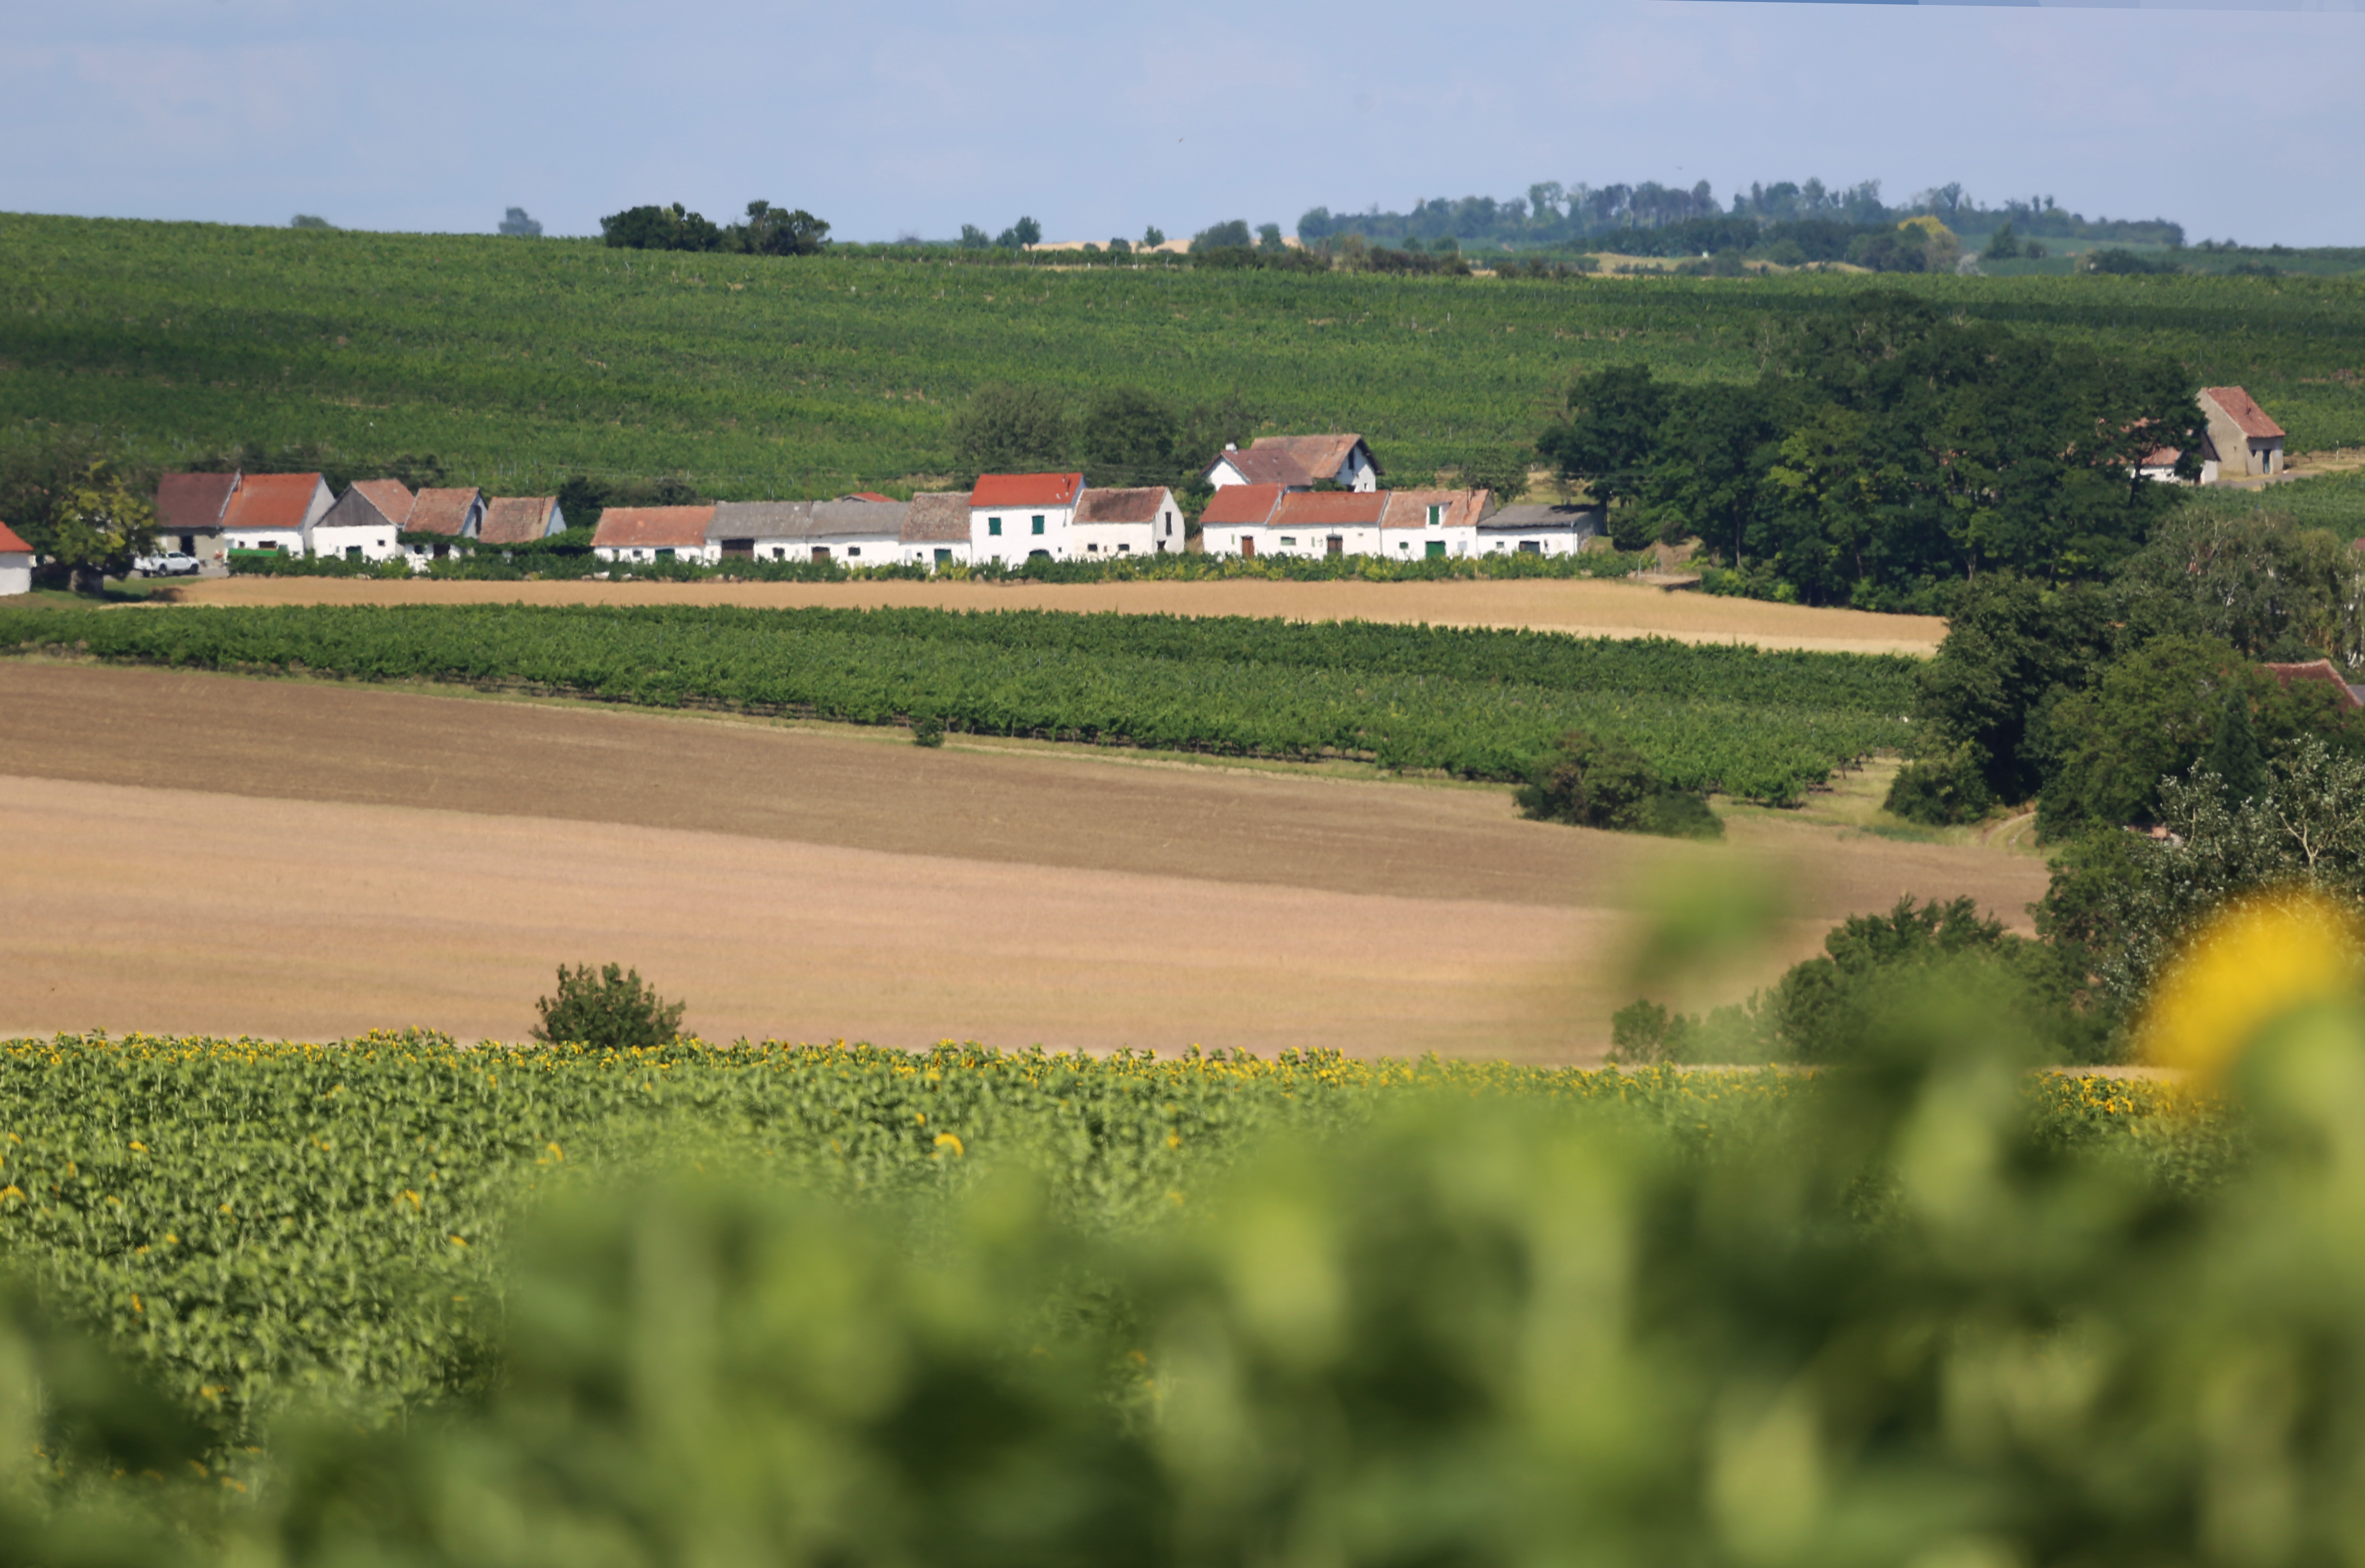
164, 574, 1947, 655
0, 662, 2043, 1057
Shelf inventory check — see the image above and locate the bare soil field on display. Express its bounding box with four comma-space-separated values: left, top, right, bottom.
164, 576, 1946, 656
0, 663, 2038, 1057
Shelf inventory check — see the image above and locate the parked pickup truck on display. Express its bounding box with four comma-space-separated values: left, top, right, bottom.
131, 551, 203, 577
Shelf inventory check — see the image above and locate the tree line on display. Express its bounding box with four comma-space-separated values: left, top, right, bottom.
600, 200, 831, 256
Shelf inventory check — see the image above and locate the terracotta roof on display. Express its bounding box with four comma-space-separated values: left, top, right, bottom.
1275, 489, 1388, 528
479, 496, 560, 546
155, 472, 238, 533
1381, 489, 1490, 530
1250, 433, 1370, 480
592, 506, 716, 550
406, 487, 483, 538
1209, 447, 1315, 487
2138, 447, 2183, 469
0, 520, 30, 554
346, 479, 416, 528
222, 472, 325, 531
810, 499, 908, 538
2262, 660, 2364, 711
1074, 486, 1172, 524
708, 501, 816, 541
901, 492, 972, 543
971, 472, 1084, 509
1200, 483, 1286, 527
2201, 387, 2285, 441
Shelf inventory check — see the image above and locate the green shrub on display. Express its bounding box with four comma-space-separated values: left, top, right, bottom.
1884, 741, 1996, 824
1516, 729, 1725, 839
530, 963, 686, 1049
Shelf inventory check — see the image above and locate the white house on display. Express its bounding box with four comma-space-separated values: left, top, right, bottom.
1204, 433, 1379, 492
0, 520, 32, 595
970, 472, 1084, 566
1261, 489, 1389, 558
221, 472, 333, 555
709, 501, 815, 562
403, 486, 487, 565
806, 499, 905, 565
1196, 482, 1287, 556
2198, 386, 2285, 482
479, 496, 567, 549
153, 471, 239, 566
1476, 503, 1598, 557
1072, 486, 1183, 558
899, 492, 973, 568
1378, 489, 1489, 559
592, 505, 719, 564
311, 479, 412, 563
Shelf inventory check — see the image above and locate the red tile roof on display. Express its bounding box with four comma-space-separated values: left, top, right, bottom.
1074, 486, 1171, 524
1200, 483, 1286, 527
155, 472, 238, 533
2201, 387, 2285, 441
479, 496, 559, 546
592, 506, 716, 549
843, 491, 896, 503
406, 486, 483, 538
1274, 489, 1387, 527
0, 520, 31, 554
222, 473, 325, 531
2262, 660, 2364, 711
2138, 447, 2182, 469
970, 472, 1083, 508
346, 479, 416, 527
1381, 489, 1491, 529
1210, 447, 1315, 487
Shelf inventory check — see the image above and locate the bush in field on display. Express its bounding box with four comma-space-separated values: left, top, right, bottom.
1516, 728, 1723, 838
531, 963, 685, 1049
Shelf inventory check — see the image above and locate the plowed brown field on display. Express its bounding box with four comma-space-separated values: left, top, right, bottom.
0, 663, 2034, 1057
164, 576, 1945, 656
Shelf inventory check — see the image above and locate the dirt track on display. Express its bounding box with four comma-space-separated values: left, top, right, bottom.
164, 576, 1946, 656
0, 663, 2038, 1056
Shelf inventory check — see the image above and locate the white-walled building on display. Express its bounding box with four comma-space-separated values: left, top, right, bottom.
153, 471, 239, 566
221, 472, 333, 555
0, 520, 32, 595
970, 472, 1084, 565
311, 479, 413, 563
1378, 489, 1488, 559
1196, 483, 1287, 556
900, 492, 973, 568
2198, 386, 2285, 482
592, 505, 719, 564
1072, 486, 1183, 557
806, 499, 905, 565
1476, 503, 1598, 558
1204, 433, 1379, 492
403, 487, 487, 565
709, 501, 816, 562
1198, 486, 1494, 561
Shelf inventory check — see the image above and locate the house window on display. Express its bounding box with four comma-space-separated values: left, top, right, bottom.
1118, 543, 1131, 552
848, 547, 861, 558
346, 546, 362, 561
1280, 537, 1296, 547
1427, 504, 1443, 527
1087, 543, 1099, 553
656, 548, 675, 562
1031, 516, 1045, 535
1397, 541, 1410, 551
1518, 540, 1542, 554
988, 517, 1003, 536
773, 547, 786, 560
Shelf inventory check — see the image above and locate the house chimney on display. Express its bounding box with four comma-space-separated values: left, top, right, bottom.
1224, 442, 1237, 452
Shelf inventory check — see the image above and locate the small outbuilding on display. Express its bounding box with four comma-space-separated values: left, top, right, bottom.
403, 487, 487, 564
806, 498, 906, 564
0, 520, 33, 596
479, 496, 567, 548
709, 501, 816, 562
593, 505, 717, 564
1380, 489, 1490, 559
1072, 486, 1184, 557
154, 471, 240, 566
1477, 502, 1599, 557
2198, 387, 2286, 482
221, 472, 334, 555
899, 492, 973, 568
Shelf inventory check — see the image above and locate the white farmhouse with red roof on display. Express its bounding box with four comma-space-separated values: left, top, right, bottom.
2197, 387, 2285, 482
0, 519, 33, 595
221, 473, 334, 555
969, 472, 1084, 566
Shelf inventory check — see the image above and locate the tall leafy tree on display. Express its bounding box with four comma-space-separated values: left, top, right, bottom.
39, 462, 158, 594
1075, 387, 1177, 487
948, 384, 1071, 480
734, 202, 830, 256
1535, 365, 1669, 507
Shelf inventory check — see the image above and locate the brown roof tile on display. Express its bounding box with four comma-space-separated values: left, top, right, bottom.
900, 492, 972, 543
1274, 489, 1388, 527
1074, 486, 1172, 524
1210, 447, 1314, 487
155, 472, 239, 533
1200, 483, 1286, 527
346, 479, 416, 528
479, 496, 560, 546
1250, 433, 1369, 480
592, 506, 716, 549
972, 472, 1084, 508
2262, 659, 2364, 711
406, 487, 483, 538
1381, 489, 1490, 529
2202, 387, 2286, 441
222, 473, 326, 531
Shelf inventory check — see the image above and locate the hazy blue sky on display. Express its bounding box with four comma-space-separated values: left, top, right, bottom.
4, 0, 2360, 246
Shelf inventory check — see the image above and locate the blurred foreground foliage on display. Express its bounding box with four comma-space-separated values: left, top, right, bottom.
0, 1013, 2339, 1563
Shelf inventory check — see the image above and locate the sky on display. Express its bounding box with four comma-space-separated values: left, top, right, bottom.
3, 0, 2362, 248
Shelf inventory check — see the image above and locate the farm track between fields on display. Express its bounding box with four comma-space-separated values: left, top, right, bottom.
0, 663, 2045, 1058
160, 575, 1948, 655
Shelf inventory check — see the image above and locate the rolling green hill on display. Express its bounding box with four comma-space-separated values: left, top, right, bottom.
3, 212, 2360, 498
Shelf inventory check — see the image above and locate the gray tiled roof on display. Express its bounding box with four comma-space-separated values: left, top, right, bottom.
1478, 503, 1600, 534
707, 501, 815, 542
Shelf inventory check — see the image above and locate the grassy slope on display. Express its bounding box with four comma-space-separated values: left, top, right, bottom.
3, 212, 2362, 498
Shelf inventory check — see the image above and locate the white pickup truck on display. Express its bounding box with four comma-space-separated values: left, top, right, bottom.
131, 551, 204, 577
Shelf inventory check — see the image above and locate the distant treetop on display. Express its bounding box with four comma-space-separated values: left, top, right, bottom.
289, 214, 333, 230
499, 207, 544, 238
